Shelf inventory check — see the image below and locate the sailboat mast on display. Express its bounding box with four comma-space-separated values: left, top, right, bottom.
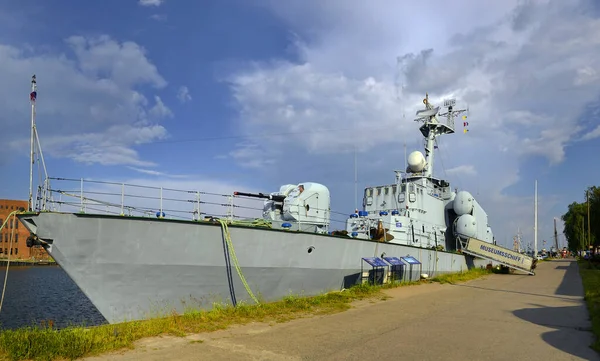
534, 180, 538, 257
28, 75, 37, 212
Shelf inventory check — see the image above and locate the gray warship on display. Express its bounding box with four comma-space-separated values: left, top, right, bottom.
19, 76, 535, 324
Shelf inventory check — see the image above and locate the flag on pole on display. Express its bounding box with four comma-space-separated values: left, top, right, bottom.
30, 91, 37, 102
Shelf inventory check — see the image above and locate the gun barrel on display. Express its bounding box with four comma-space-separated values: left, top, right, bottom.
234, 191, 286, 202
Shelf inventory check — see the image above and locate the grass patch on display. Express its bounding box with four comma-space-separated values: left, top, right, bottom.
430, 267, 492, 284
578, 259, 600, 353
0, 267, 490, 361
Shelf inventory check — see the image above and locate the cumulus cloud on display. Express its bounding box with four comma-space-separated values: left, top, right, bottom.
139, 0, 163, 7
446, 165, 477, 177
0, 35, 172, 167
177, 86, 192, 103
225, 0, 600, 244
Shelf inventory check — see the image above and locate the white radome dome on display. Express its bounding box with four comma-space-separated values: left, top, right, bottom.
407, 151, 426, 172
455, 214, 477, 239
453, 190, 474, 216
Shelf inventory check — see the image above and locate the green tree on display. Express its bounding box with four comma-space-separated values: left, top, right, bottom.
586, 186, 600, 247
562, 186, 600, 252
562, 201, 586, 252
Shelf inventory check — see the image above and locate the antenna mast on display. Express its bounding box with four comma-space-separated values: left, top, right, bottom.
354, 145, 357, 212
414, 94, 466, 178
28, 75, 37, 211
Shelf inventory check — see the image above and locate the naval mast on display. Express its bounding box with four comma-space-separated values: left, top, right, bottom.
26, 75, 50, 212
414, 93, 467, 178
28, 75, 37, 211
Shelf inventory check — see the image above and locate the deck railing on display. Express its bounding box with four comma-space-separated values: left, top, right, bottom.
34, 177, 265, 221
32, 177, 351, 228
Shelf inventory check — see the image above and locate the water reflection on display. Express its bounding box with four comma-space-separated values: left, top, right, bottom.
0, 265, 107, 330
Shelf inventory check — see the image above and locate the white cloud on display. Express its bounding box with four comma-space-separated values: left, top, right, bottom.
227, 63, 406, 155
446, 165, 477, 177
225, 141, 277, 169
580, 125, 600, 141
127, 167, 187, 178
150, 14, 167, 21
225, 0, 600, 243
148, 95, 173, 118
139, 0, 163, 7
0, 35, 172, 167
177, 86, 192, 103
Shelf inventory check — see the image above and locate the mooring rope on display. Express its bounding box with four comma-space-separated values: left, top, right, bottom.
217, 219, 260, 304
0, 211, 19, 315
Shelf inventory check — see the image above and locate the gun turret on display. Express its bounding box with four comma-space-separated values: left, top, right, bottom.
233, 191, 286, 203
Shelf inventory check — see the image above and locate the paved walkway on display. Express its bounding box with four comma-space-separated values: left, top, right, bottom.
85, 259, 599, 361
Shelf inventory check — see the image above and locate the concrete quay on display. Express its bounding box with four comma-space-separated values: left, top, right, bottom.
84, 259, 599, 361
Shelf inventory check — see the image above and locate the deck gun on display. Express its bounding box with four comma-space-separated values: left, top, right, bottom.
233, 191, 286, 203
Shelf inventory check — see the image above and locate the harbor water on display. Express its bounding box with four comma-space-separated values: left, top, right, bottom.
0, 265, 106, 330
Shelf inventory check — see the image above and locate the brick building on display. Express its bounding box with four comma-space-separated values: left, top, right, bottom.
0, 199, 49, 260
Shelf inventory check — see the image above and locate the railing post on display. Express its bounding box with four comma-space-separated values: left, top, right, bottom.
160, 187, 163, 218
121, 183, 125, 216
227, 195, 233, 221
42, 178, 48, 211
196, 191, 201, 221
80, 178, 84, 213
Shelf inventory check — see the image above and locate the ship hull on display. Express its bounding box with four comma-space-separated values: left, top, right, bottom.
19, 212, 480, 324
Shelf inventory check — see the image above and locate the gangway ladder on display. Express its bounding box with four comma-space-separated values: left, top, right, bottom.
459, 237, 537, 276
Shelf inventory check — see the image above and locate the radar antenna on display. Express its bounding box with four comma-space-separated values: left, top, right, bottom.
413, 94, 468, 178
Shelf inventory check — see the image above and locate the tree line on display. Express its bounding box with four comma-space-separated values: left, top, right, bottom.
561, 186, 599, 252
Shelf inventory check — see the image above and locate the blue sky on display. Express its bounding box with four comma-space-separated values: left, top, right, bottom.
1, 0, 599, 249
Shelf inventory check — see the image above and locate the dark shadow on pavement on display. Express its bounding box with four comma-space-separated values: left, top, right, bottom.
554, 260, 584, 297
513, 304, 599, 360
451, 283, 582, 303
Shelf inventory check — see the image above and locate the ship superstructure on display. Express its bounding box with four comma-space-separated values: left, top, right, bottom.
344, 94, 494, 250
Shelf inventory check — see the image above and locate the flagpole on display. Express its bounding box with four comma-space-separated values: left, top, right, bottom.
28, 75, 37, 212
